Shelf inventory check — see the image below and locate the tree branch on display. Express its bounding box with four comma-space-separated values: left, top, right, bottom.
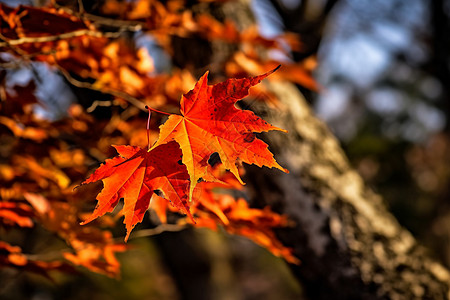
55, 64, 148, 111
0, 29, 127, 48
51, 0, 145, 32
117, 224, 187, 242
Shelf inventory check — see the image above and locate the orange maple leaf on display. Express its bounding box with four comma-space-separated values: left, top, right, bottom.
194, 196, 300, 265
190, 176, 300, 264
152, 67, 288, 199
81, 141, 193, 241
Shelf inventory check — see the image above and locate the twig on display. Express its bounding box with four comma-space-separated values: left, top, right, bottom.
0, 32, 29, 57
0, 29, 127, 48
77, 0, 85, 15
51, 0, 144, 32
81, 13, 143, 32
0, 16, 171, 115
55, 62, 179, 117
24, 248, 68, 261
55, 64, 147, 111
86, 99, 120, 113
118, 224, 187, 242
0, 61, 23, 69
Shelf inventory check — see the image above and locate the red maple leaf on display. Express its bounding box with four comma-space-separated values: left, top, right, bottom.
82, 68, 288, 241
81, 141, 193, 241
153, 66, 288, 199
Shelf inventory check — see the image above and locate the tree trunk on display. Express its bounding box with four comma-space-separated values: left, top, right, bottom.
174, 1, 450, 298
243, 80, 450, 299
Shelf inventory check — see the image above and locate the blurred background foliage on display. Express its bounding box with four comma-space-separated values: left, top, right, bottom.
1, 0, 450, 299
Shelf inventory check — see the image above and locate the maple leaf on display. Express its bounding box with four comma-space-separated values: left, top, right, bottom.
186, 175, 300, 264
81, 141, 194, 241
152, 67, 288, 199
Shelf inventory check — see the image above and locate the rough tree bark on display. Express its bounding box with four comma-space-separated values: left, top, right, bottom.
244, 80, 450, 299
169, 1, 450, 298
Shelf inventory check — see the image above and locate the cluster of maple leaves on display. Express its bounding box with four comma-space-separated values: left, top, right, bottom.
0, 0, 311, 279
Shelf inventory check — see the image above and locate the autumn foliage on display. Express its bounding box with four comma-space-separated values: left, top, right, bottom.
0, 0, 312, 279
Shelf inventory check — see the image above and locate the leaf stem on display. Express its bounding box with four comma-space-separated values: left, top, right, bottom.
145, 106, 152, 150
145, 105, 172, 116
